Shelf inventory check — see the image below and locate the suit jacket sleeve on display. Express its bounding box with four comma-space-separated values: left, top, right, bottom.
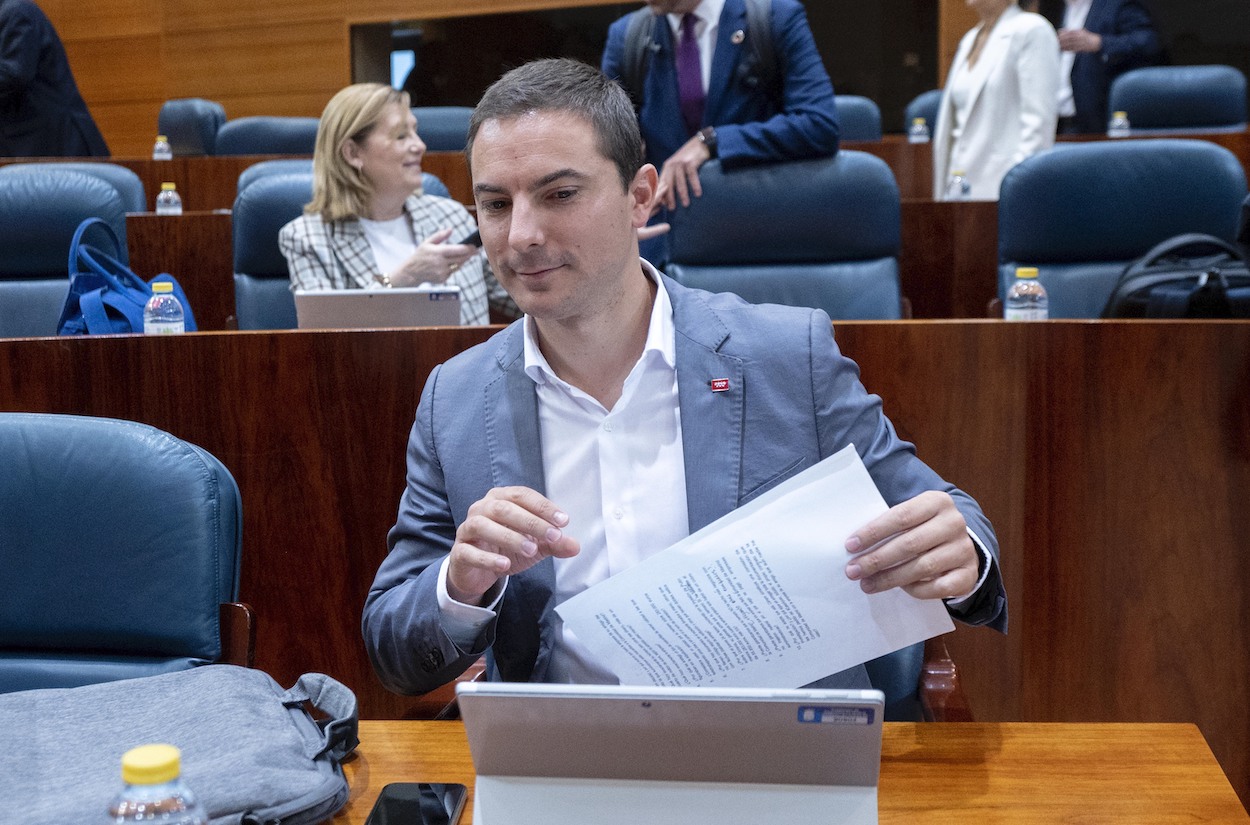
714, 1, 840, 168
361, 364, 497, 695
807, 311, 1007, 631
0, 4, 39, 102
1098, 0, 1162, 67
1013, 20, 1060, 165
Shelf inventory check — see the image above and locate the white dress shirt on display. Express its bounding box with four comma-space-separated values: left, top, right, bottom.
666, 0, 727, 93
1058, 0, 1094, 117
357, 214, 416, 287
437, 262, 689, 682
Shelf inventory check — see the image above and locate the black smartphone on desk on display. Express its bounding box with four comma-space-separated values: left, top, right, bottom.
364, 782, 468, 825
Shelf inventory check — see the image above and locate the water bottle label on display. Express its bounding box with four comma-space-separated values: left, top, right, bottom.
144, 320, 185, 335
1004, 308, 1048, 322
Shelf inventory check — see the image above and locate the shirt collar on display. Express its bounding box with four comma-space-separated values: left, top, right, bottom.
667, 0, 724, 35
523, 260, 675, 385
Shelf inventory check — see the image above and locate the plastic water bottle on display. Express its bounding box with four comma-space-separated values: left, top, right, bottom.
907, 117, 930, 144
144, 282, 186, 335
1004, 266, 1049, 321
155, 182, 183, 216
945, 170, 971, 201
1107, 111, 1131, 138
152, 134, 173, 160
108, 744, 208, 825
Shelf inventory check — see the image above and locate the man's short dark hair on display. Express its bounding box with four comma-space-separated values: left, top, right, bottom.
467, 58, 645, 191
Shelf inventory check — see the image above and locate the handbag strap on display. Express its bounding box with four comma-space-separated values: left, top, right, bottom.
280, 673, 360, 762
68, 217, 123, 274
78, 287, 117, 335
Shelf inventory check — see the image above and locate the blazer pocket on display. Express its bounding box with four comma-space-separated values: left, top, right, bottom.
741, 456, 807, 505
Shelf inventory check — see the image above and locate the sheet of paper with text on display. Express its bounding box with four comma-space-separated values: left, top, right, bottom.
555, 444, 955, 688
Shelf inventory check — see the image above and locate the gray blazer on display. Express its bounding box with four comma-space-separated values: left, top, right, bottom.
362, 274, 1006, 695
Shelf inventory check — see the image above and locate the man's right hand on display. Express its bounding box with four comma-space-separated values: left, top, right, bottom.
446, 486, 580, 606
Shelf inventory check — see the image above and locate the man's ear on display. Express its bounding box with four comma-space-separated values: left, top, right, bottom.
630, 164, 660, 227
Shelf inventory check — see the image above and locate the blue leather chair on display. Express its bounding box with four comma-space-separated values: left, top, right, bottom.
157, 98, 228, 156
0, 413, 247, 693
235, 158, 449, 200
0, 169, 127, 338
1107, 65, 1248, 135
666, 153, 904, 320
232, 172, 307, 329
904, 89, 942, 133
214, 116, 320, 155
998, 139, 1248, 317
835, 95, 883, 141
412, 106, 474, 152
0, 162, 147, 213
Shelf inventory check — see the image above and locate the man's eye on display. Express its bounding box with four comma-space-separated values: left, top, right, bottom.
553, 189, 577, 200
480, 200, 508, 212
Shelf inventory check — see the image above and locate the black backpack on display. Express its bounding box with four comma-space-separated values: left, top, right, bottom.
1100, 233, 1250, 319
618, 0, 778, 110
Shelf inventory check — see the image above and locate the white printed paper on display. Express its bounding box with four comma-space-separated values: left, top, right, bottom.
555, 444, 954, 688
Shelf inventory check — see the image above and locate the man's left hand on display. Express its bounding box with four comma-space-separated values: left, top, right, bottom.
657, 134, 712, 210
843, 491, 978, 601
1058, 28, 1102, 53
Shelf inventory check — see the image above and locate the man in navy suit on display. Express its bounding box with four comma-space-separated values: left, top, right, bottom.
0, 0, 108, 157
362, 59, 1004, 696
601, 0, 838, 260
1040, 0, 1164, 134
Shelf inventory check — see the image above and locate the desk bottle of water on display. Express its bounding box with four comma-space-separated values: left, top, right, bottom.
108, 744, 207, 825
907, 117, 930, 144
155, 182, 183, 216
152, 134, 173, 160
1004, 266, 1048, 321
1107, 111, 1131, 138
144, 282, 186, 335
945, 170, 971, 201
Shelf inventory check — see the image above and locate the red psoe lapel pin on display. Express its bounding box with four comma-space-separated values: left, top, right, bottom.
710, 378, 731, 393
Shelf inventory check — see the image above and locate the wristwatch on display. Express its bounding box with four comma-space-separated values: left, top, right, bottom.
697, 126, 718, 158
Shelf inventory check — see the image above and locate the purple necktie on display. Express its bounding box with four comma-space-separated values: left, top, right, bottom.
676, 13, 705, 136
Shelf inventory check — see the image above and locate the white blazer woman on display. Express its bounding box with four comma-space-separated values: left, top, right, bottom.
933, 1, 1059, 200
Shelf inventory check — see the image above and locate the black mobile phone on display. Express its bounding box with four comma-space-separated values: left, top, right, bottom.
364, 782, 468, 825
457, 229, 482, 247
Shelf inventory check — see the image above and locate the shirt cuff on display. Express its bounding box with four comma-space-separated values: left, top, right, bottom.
436, 555, 507, 649
943, 527, 993, 607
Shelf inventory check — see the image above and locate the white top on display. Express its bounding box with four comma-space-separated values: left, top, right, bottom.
437, 262, 689, 683
357, 214, 416, 287
666, 0, 727, 93
1057, 0, 1094, 117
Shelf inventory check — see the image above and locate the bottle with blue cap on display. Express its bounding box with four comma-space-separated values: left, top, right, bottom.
108, 744, 208, 825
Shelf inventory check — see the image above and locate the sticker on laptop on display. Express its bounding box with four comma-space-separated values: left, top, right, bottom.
797, 706, 875, 725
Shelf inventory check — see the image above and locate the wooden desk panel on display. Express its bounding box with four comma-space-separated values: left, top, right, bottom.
337, 721, 1249, 824
1, 322, 1249, 805
127, 211, 236, 330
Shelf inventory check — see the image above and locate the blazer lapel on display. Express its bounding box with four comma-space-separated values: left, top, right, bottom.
705, 0, 748, 122
668, 277, 744, 533
962, 6, 1020, 121
329, 221, 379, 289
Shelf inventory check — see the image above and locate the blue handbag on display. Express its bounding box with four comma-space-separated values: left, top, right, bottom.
57, 217, 198, 335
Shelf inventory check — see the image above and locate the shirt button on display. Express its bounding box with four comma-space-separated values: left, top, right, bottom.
603, 421, 614, 432
613, 507, 624, 519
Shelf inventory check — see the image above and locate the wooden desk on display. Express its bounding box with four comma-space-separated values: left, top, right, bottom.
336, 721, 1249, 824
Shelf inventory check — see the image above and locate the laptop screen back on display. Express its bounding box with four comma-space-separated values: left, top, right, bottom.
293, 285, 460, 329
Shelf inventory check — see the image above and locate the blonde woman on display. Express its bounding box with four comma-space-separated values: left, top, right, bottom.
932, 0, 1059, 200
279, 83, 511, 324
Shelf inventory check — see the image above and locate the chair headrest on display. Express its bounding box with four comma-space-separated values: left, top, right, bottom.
0, 169, 126, 277
0, 162, 147, 214
232, 172, 313, 275
835, 95, 883, 141
668, 152, 899, 266
1109, 65, 1248, 131
215, 116, 320, 155
412, 106, 474, 152
999, 139, 1248, 263
158, 98, 228, 156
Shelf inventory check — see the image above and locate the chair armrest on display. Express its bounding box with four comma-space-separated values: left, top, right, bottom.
218, 602, 256, 668
920, 635, 973, 722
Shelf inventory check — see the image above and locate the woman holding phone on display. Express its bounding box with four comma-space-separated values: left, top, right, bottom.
279, 83, 512, 324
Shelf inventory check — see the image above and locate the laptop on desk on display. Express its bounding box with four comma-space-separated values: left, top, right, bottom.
293, 284, 461, 329
456, 682, 885, 825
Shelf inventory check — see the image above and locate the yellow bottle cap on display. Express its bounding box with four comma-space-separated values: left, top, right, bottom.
156, 135, 169, 142
152, 281, 174, 293
161, 182, 177, 191
1113, 111, 1128, 118
1016, 267, 1039, 278
121, 744, 182, 785
912, 117, 926, 125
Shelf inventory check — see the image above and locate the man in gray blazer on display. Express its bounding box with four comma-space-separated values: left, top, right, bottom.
362, 58, 1006, 697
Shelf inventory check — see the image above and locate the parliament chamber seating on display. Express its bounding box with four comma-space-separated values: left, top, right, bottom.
1108, 65, 1248, 135
0, 413, 249, 693
997, 138, 1248, 318
411, 106, 474, 151
0, 168, 127, 338
231, 172, 307, 330
666, 152, 904, 320
834, 94, 883, 141
235, 158, 450, 200
214, 116, 321, 156
904, 88, 942, 133
157, 97, 228, 156
0, 161, 147, 213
